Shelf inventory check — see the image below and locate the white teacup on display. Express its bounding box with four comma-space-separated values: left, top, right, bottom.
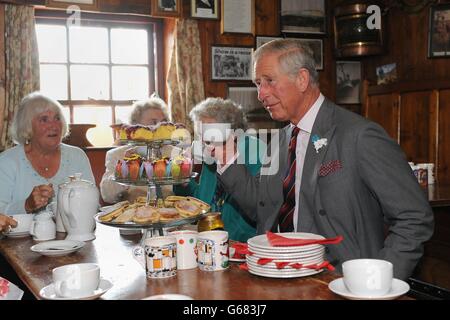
7, 213, 33, 234
201, 123, 232, 144
169, 230, 198, 270
52, 263, 100, 298
197, 230, 229, 271
342, 259, 393, 297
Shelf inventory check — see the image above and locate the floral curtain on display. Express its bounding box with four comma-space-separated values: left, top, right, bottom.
167, 19, 205, 133
0, 4, 40, 151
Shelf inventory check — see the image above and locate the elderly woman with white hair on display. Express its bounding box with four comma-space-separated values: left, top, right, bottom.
100, 94, 171, 204
0, 92, 94, 215
174, 97, 266, 243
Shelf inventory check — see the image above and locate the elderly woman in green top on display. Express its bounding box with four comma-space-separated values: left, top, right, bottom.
174, 98, 265, 242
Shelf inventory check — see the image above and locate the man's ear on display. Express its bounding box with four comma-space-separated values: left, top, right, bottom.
296, 69, 310, 92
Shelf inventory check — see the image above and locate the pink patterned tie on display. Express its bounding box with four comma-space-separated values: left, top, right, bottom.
278, 127, 300, 232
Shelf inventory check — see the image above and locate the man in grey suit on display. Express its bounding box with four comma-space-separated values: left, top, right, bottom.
213, 39, 434, 280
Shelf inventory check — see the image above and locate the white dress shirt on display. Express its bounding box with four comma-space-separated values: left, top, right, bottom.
291, 93, 324, 231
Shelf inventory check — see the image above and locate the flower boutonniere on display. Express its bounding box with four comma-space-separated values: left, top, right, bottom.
311, 134, 327, 153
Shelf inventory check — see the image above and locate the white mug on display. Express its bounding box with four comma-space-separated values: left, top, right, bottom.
342, 259, 393, 297
141, 236, 177, 279
52, 263, 100, 298
30, 211, 56, 241
197, 230, 229, 271
169, 230, 198, 270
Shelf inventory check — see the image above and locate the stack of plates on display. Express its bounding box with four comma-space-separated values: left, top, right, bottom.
246, 232, 327, 278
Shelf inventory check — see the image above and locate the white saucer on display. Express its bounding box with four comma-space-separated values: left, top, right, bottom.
39, 278, 113, 300
328, 278, 410, 300
30, 240, 85, 257
6, 231, 30, 238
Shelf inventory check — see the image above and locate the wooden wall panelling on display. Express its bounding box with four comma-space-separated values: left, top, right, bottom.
0, 4, 5, 141
438, 90, 450, 184
399, 91, 436, 164
366, 93, 400, 142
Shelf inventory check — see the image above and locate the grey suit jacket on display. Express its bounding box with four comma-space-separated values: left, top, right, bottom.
219, 98, 434, 280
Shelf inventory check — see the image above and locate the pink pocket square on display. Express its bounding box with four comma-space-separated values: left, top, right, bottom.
319, 160, 342, 177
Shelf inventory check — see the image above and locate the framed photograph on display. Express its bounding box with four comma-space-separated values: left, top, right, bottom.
151, 0, 182, 18
46, 0, 98, 10
211, 46, 253, 81
221, 0, 255, 35
428, 4, 450, 58
280, 0, 326, 35
376, 63, 397, 85
227, 85, 260, 113
256, 36, 283, 49
336, 61, 361, 104
227, 85, 272, 124
191, 0, 219, 20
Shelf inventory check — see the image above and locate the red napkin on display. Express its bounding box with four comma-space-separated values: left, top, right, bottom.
230, 242, 253, 256
266, 231, 343, 247
239, 263, 249, 271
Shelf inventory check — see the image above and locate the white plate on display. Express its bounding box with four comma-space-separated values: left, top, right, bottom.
248, 246, 325, 259
6, 231, 30, 238
248, 266, 323, 278
248, 232, 325, 252
246, 255, 323, 268
142, 294, 194, 300
246, 259, 324, 273
39, 278, 113, 300
30, 240, 85, 257
328, 278, 410, 300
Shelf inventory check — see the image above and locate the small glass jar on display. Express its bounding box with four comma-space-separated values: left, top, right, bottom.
197, 212, 225, 232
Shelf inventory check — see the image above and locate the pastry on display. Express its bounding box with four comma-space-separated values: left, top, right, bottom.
171, 124, 191, 142
186, 196, 211, 212
114, 207, 137, 223
98, 201, 129, 222
133, 206, 160, 224
174, 199, 202, 218
158, 208, 182, 222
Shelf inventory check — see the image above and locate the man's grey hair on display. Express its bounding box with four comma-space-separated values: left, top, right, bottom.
9, 91, 69, 145
129, 93, 170, 125
253, 38, 319, 86
189, 97, 247, 130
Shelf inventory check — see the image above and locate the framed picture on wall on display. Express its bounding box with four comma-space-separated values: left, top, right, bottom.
46, 0, 98, 10
211, 45, 253, 81
256, 36, 283, 48
280, 0, 326, 35
336, 61, 361, 104
151, 0, 182, 18
191, 0, 219, 20
428, 4, 450, 58
227, 85, 260, 113
221, 0, 255, 35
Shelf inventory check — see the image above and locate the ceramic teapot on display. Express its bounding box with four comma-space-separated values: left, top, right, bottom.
59, 173, 99, 241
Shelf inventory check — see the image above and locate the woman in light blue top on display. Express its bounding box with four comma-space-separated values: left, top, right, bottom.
0, 92, 94, 215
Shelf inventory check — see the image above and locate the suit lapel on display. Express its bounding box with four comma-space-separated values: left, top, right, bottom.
299, 99, 336, 232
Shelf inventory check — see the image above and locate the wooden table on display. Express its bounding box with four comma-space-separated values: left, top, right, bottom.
0, 223, 345, 300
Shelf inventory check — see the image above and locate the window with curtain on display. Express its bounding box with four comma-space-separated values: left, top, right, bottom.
34, 12, 162, 146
